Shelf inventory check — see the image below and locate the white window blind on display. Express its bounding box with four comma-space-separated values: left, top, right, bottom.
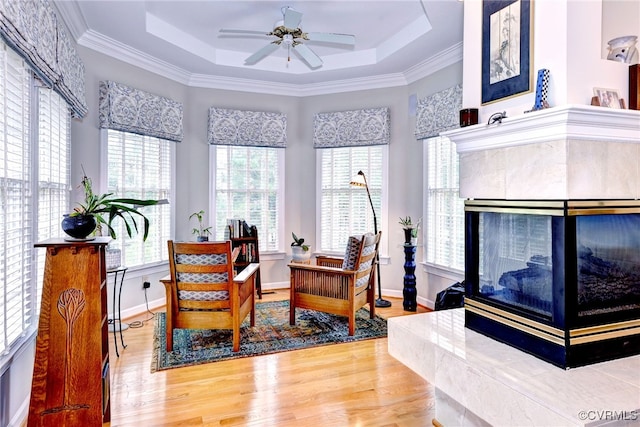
0, 42, 33, 356
213, 145, 282, 252
106, 130, 171, 268
36, 86, 70, 308
319, 146, 383, 253
424, 135, 465, 270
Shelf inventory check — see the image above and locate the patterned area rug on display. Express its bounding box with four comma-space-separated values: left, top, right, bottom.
151, 300, 387, 372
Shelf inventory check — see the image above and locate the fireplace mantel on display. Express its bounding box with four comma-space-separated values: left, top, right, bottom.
442, 105, 640, 200
444, 104, 640, 153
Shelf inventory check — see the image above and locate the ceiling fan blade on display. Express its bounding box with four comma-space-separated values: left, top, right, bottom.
293, 44, 323, 69
220, 29, 270, 35
245, 43, 279, 65
305, 32, 356, 45
283, 7, 303, 29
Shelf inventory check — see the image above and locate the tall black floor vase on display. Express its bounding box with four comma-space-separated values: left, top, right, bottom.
402, 245, 417, 312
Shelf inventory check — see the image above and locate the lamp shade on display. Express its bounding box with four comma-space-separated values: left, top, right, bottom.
350, 171, 367, 187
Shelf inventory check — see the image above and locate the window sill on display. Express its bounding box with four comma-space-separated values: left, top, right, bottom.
123, 261, 169, 279
0, 326, 36, 374
258, 251, 285, 261
420, 262, 464, 281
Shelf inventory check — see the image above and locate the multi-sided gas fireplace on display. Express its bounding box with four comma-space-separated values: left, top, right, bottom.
464, 199, 640, 368
447, 105, 640, 369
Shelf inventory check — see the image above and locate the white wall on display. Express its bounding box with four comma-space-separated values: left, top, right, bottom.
463, 0, 638, 122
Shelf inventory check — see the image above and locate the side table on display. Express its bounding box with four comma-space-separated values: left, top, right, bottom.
107, 266, 128, 356
402, 245, 417, 311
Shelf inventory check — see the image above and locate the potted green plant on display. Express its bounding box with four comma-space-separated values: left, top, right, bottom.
62, 173, 159, 240
291, 232, 311, 262
189, 210, 212, 242
399, 216, 422, 246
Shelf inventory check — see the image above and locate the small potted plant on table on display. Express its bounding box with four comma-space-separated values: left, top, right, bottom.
291, 232, 311, 262
190, 210, 212, 242
399, 216, 421, 246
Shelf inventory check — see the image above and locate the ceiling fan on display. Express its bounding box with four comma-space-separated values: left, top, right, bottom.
220, 6, 356, 69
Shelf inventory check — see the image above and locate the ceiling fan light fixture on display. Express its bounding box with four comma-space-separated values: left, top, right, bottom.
228, 6, 354, 70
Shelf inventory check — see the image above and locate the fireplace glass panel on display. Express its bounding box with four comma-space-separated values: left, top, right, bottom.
576, 214, 640, 317
478, 212, 553, 317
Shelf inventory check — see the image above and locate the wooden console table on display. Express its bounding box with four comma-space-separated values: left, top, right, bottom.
28, 237, 111, 426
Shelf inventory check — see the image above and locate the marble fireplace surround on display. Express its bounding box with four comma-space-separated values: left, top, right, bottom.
443, 104, 640, 201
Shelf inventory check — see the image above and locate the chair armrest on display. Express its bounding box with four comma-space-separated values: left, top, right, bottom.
316, 255, 344, 268
234, 262, 259, 283
160, 274, 171, 287
288, 263, 354, 276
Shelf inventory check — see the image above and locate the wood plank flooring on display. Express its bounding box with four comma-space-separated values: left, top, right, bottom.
107, 290, 434, 426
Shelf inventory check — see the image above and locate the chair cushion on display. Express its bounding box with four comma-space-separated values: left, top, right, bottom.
176, 253, 228, 265
178, 289, 229, 301
175, 252, 230, 302
341, 235, 362, 270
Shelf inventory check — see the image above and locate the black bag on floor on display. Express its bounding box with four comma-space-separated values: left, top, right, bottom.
434, 281, 465, 310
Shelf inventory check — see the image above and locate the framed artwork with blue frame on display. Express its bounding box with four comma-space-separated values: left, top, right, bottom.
481, 0, 532, 104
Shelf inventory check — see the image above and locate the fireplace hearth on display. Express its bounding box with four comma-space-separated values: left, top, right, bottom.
464, 199, 640, 368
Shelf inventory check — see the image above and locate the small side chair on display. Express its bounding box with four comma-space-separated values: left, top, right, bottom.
162, 240, 259, 352
288, 232, 381, 335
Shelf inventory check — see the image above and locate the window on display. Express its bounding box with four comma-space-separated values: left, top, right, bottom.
212, 145, 283, 252
318, 145, 385, 253
0, 42, 33, 359
424, 135, 465, 270
0, 41, 70, 364
36, 86, 71, 306
105, 130, 172, 268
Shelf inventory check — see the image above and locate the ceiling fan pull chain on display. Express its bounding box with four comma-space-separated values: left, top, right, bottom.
288, 44, 291, 62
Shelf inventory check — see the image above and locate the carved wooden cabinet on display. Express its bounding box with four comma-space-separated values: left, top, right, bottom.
28, 237, 111, 426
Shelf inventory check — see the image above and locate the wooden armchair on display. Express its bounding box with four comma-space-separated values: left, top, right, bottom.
162, 240, 259, 352
288, 232, 381, 335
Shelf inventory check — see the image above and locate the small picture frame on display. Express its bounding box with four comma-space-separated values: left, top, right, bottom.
593, 87, 624, 109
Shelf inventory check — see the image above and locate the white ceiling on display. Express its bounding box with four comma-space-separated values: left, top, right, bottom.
53, 0, 464, 94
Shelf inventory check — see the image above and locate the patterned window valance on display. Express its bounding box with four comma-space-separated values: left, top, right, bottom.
0, 0, 88, 118
313, 107, 390, 148
208, 107, 287, 148
99, 81, 184, 143
414, 84, 462, 140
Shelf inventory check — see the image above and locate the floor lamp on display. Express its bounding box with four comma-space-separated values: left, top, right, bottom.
350, 170, 391, 308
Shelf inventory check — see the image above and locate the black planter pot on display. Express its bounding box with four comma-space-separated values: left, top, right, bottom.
403, 228, 413, 245
61, 214, 97, 239
197, 236, 209, 242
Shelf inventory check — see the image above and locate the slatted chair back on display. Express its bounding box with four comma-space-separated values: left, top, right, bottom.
168, 241, 236, 311
163, 240, 258, 352
341, 232, 380, 289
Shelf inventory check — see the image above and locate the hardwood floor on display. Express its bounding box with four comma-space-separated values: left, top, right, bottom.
107, 290, 434, 426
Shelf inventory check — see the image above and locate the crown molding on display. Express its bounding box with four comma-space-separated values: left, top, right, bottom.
404, 42, 463, 84
78, 29, 461, 97
79, 30, 193, 85
52, 0, 88, 41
